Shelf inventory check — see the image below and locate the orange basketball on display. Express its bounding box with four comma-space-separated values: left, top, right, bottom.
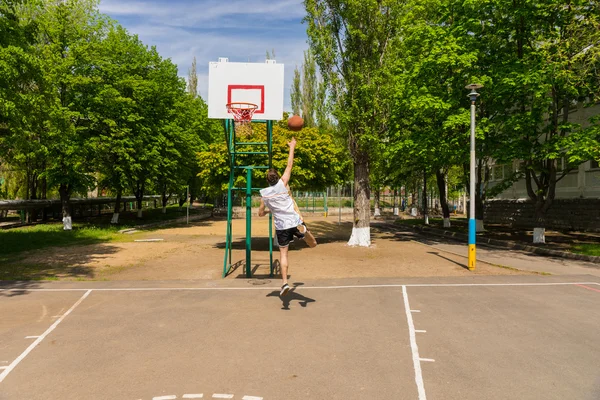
287, 115, 304, 131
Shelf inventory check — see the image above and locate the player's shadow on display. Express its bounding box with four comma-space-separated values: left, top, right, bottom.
266, 283, 316, 310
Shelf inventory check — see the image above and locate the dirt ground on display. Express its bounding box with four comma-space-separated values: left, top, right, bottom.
6, 216, 528, 281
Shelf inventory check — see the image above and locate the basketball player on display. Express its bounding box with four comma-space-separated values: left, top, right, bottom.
258, 138, 316, 296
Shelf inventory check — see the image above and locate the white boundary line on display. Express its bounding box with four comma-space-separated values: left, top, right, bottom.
2, 282, 598, 292
402, 285, 427, 400
0, 290, 91, 384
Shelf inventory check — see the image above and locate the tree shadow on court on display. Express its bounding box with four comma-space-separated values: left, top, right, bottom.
228, 259, 279, 279
427, 251, 469, 270
0, 243, 120, 281
214, 221, 354, 252
266, 283, 316, 310
0, 280, 42, 297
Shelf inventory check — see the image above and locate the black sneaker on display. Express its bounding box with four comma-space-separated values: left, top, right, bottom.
280, 283, 291, 296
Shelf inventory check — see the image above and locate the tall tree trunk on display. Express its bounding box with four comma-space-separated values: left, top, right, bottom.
373, 187, 381, 217
111, 191, 121, 224
134, 182, 145, 219
28, 175, 38, 223
347, 156, 371, 246
533, 201, 546, 244
422, 169, 429, 224
436, 169, 451, 228
162, 187, 169, 214
41, 176, 48, 221
59, 183, 72, 230
475, 158, 487, 232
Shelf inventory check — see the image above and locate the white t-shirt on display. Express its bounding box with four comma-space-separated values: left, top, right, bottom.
260, 179, 302, 231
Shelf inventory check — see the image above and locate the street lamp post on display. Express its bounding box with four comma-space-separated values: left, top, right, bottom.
466, 83, 482, 271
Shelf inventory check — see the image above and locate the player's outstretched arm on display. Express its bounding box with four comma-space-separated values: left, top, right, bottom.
258, 199, 270, 217
281, 137, 296, 186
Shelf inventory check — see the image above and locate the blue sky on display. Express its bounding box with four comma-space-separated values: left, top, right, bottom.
98, 0, 308, 111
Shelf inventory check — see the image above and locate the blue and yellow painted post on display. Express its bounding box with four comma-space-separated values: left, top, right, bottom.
466, 83, 482, 271
468, 219, 476, 270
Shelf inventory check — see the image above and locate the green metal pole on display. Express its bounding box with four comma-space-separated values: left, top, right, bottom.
223, 120, 235, 278
269, 213, 273, 277
324, 191, 328, 217
245, 168, 252, 278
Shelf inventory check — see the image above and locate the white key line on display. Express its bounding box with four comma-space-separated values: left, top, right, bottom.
153, 396, 177, 400
2, 282, 598, 292
0, 290, 92, 384
420, 358, 435, 362
403, 285, 428, 400
415, 330, 427, 333
25, 336, 40, 339
242, 396, 263, 400
212, 395, 234, 399
183, 395, 204, 399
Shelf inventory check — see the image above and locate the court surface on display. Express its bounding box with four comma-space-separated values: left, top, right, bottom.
1, 275, 599, 400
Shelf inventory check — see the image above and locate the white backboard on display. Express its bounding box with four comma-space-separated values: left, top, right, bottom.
208, 58, 284, 121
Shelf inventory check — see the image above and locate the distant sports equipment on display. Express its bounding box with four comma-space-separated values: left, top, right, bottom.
288, 115, 304, 131
208, 58, 285, 121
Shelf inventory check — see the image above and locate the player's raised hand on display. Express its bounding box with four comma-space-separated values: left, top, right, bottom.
288, 137, 297, 148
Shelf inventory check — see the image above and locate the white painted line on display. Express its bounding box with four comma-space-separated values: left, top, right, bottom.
242, 396, 263, 400
415, 330, 427, 333
0, 290, 92, 384
134, 239, 164, 242
2, 282, 599, 292
0, 367, 7, 370
153, 396, 177, 400
24, 336, 40, 339
402, 285, 427, 400
420, 358, 435, 362
183, 395, 204, 399
411, 310, 420, 312
212, 395, 234, 399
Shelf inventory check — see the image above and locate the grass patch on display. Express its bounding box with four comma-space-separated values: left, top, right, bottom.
570, 244, 600, 257
0, 205, 211, 268
0, 223, 123, 258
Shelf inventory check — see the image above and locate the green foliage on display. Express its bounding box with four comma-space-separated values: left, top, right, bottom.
0, 0, 215, 218
197, 124, 349, 196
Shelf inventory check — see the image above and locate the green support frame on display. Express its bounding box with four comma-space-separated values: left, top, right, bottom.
222, 119, 274, 278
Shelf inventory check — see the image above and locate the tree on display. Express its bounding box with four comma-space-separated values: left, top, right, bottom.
305, 0, 402, 246
187, 56, 198, 98
301, 49, 317, 128
35, 0, 109, 229
291, 66, 302, 116
197, 124, 348, 197
0, 0, 46, 220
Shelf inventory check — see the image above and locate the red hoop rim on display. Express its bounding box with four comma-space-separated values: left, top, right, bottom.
226, 102, 258, 122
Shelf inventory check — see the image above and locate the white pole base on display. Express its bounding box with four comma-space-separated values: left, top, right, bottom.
443, 217, 451, 228
110, 213, 119, 224
137, 209, 143, 218
424, 214, 429, 225
393, 207, 399, 216
62, 216, 72, 230
347, 226, 371, 247
162, 206, 167, 214
374, 207, 381, 217
533, 227, 546, 243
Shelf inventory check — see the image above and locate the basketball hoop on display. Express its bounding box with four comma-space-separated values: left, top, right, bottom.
226, 102, 258, 137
